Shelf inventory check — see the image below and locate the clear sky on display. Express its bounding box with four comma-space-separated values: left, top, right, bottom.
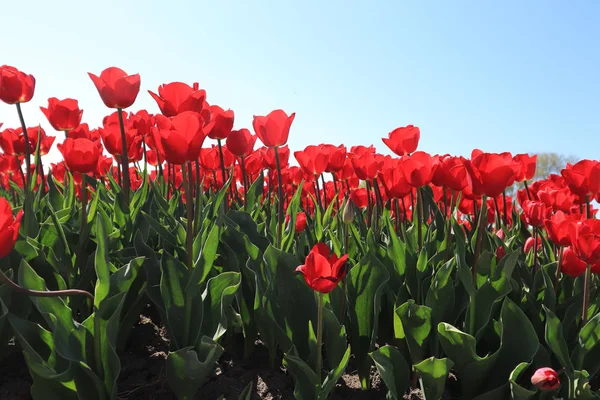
2, 0, 599, 164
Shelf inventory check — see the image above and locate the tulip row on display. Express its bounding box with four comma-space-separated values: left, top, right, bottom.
1, 64, 600, 399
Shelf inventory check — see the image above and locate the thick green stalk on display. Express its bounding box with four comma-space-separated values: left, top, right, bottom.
416, 187, 423, 251
116, 108, 131, 204
217, 139, 229, 212
555, 247, 563, 295
316, 292, 324, 381
182, 163, 195, 346
80, 174, 88, 235
472, 196, 487, 287
274, 146, 285, 248
15, 103, 31, 189
240, 156, 248, 210
0, 267, 93, 303
582, 264, 592, 326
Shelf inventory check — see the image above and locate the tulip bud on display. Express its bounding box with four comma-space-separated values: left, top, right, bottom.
342, 199, 355, 225
531, 367, 560, 391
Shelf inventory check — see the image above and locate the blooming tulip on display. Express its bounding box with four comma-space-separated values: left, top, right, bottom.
296, 243, 348, 294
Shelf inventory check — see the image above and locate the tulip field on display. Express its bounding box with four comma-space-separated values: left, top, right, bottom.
2, 65, 600, 400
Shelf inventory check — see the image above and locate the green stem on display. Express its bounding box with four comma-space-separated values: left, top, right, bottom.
416, 187, 423, 251
274, 146, 285, 248
555, 247, 563, 296
182, 163, 195, 346
472, 196, 487, 288
93, 307, 104, 382
339, 223, 349, 320
15, 103, 31, 189
316, 292, 324, 382
241, 156, 248, 210
217, 139, 229, 213
366, 180, 373, 228
0, 266, 94, 303
80, 174, 88, 235
116, 108, 131, 204
445, 191, 455, 261
582, 263, 591, 326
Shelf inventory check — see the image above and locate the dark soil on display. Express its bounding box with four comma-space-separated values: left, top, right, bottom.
0, 312, 438, 399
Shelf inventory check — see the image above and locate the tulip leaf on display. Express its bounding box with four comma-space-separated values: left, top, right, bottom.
414, 357, 454, 400
141, 210, 181, 249
320, 344, 351, 398
467, 249, 518, 339
396, 300, 432, 363
425, 257, 455, 350
543, 305, 574, 373
282, 183, 303, 251
347, 252, 390, 389
369, 345, 411, 400
245, 172, 264, 212
200, 271, 241, 341
187, 223, 220, 291
385, 215, 407, 280
260, 245, 317, 359
508, 362, 537, 400
438, 298, 539, 398
283, 349, 320, 400
166, 337, 224, 400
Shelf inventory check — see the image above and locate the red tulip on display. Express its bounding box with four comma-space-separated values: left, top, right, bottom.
40, 98, 83, 131
513, 153, 537, 182
95, 154, 114, 178
148, 82, 207, 117
0, 126, 54, 156
253, 109, 295, 148
321, 144, 347, 173
68, 123, 100, 142
382, 125, 420, 156
350, 152, 378, 181
207, 105, 234, 140
569, 219, 600, 266
57, 138, 101, 174
295, 145, 328, 177
334, 158, 357, 183
524, 236, 541, 254
561, 247, 587, 277
100, 113, 142, 161
538, 186, 576, 213
350, 188, 371, 209
261, 146, 290, 170
0, 197, 23, 258
287, 212, 307, 233
531, 368, 560, 391
88, 67, 140, 109
436, 156, 468, 192
402, 151, 437, 188
295, 243, 348, 293
0, 65, 35, 104
544, 211, 579, 247
226, 128, 256, 158
199, 145, 235, 172
466, 152, 519, 198
561, 160, 600, 199
130, 110, 155, 137
381, 161, 412, 199
520, 200, 550, 228
243, 151, 263, 176
152, 112, 208, 165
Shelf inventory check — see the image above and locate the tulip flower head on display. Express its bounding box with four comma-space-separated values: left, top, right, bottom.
296, 243, 348, 293
531, 367, 560, 391
0, 197, 24, 258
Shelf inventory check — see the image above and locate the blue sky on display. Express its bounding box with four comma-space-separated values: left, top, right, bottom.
2, 0, 599, 163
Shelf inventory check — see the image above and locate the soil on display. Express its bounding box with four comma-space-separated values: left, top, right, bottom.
0, 312, 447, 400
